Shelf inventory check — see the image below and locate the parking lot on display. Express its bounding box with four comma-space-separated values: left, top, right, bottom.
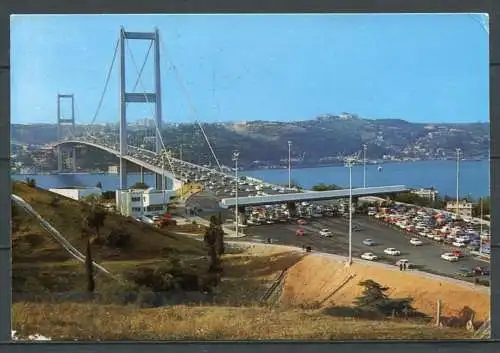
237, 214, 488, 279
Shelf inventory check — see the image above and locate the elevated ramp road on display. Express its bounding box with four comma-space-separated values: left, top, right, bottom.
219, 185, 410, 208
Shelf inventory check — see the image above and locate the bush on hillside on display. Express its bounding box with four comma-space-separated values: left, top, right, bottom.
353, 279, 425, 318
25, 178, 36, 188
96, 280, 157, 307
103, 228, 131, 248
125, 262, 201, 293
50, 197, 60, 207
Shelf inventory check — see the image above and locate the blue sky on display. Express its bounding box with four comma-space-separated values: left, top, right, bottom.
10, 14, 489, 125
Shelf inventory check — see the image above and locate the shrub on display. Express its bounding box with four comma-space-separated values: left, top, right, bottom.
25, 178, 36, 188
50, 197, 60, 207
125, 262, 201, 293
103, 228, 131, 248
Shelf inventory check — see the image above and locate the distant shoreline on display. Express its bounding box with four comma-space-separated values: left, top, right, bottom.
242, 157, 487, 173
10, 157, 488, 176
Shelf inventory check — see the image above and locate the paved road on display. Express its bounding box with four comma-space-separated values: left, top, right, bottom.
187, 191, 488, 282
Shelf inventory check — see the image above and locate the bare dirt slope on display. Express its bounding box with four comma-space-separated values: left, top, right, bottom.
280, 253, 490, 321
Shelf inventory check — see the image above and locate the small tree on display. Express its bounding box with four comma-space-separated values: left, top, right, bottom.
354, 279, 390, 311
85, 239, 95, 293
83, 196, 107, 240
354, 279, 418, 317
204, 215, 222, 274
131, 182, 149, 189
215, 212, 225, 256
286, 201, 297, 218
25, 177, 36, 188
312, 183, 342, 191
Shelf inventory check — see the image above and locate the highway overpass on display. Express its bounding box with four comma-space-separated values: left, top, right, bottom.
219, 185, 410, 208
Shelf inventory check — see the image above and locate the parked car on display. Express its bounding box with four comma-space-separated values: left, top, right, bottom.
451, 250, 465, 258
410, 238, 423, 246
361, 252, 378, 261
441, 253, 459, 262
384, 248, 401, 256
363, 238, 376, 246
319, 228, 333, 237
297, 219, 307, 225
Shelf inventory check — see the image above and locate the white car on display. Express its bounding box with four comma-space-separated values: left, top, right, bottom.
361, 252, 378, 261
441, 253, 459, 262
452, 241, 467, 248
410, 238, 423, 246
384, 248, 401, 256
319, 229, 333, 237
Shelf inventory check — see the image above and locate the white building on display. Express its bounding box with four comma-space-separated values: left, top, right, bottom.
49, 186, 102, 201
411, 188, 439, 201
115, 187, 177, 218
445, 200, 474, 218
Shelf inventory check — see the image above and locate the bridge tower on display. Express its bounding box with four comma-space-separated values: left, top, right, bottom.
119, 27, 164, 190
56, 94, 76, 172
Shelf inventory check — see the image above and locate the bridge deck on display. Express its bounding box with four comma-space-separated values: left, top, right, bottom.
219, 185, 409, 208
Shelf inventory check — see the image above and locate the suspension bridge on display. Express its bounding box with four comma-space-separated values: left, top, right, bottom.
51, 27, 408, 208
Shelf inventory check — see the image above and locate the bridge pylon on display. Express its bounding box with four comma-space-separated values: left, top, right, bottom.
56, 94, 76, 172
119, 27, 164, 190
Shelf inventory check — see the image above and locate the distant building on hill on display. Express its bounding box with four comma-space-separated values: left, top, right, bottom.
49, 186, 102, 201
411, 188, 439, 201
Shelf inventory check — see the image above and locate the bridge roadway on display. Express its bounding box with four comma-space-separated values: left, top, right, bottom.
188, 190, 488, 281
54, 138, 271, 188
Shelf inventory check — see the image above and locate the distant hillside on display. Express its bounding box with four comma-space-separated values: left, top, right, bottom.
11, 114, 490, 168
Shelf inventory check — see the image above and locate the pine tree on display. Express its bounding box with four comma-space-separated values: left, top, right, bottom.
85, 239, 95, 293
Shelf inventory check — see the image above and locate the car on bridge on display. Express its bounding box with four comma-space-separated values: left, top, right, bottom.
384, 248, 401, 256
361, 252, 378, 261
319, 228, 333, 237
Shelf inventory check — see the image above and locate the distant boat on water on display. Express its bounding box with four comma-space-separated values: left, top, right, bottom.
377, 165, 383, 172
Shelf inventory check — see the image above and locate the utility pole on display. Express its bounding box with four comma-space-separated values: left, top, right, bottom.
480, 197, 483, 256
233, 151, 240, 236
345, 157, 355, 266
456, 148, 461, 218
288, 141, 292, 189
363, 144, 367, 188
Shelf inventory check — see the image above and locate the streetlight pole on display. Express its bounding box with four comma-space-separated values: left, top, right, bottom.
363, 144, 367, 188
233, 151, 240, 236
480, 197, 483, 256
345, 157, 355, 266
288, 141, 292, 190
456, 148, 461, 217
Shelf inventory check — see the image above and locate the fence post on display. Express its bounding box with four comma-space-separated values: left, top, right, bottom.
436, 299, 441, 326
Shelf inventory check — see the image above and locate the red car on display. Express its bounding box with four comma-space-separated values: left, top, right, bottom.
296, 229, 305, 236
297, 219, 307, 225
451, 250, 465, 258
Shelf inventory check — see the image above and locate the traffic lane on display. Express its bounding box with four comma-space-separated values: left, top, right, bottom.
314, 216, 486, 276
242, 217, 486, 278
